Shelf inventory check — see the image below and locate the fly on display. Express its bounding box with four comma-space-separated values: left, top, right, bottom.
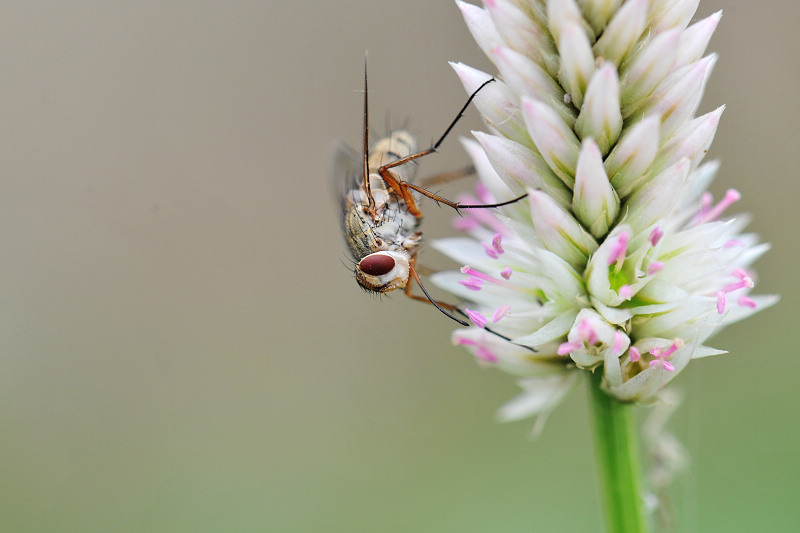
335, 60, 527, 339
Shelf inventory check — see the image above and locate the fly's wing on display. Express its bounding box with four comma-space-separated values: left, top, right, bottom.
329, 140, 361, 216
329, 140, 366, 260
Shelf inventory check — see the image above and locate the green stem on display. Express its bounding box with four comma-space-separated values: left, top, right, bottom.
589, 370, 650, 533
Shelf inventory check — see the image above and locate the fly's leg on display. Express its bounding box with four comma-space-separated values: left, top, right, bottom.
367, 163, 478, 219
400, 179, 528, 211
377, 77, 528, 213
406, 261, 468, 326
406, 260, 537, 352
416, 165, 475, 189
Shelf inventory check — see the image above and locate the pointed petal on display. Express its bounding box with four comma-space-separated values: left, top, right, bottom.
529, 189, 598, 268
575, 64, 623, 156
591, 297, 635, 325
656, 106, 724, 174
580, 0, 623, 35
473, 131, 572, 207
557, 21, 596, 108
457, 0, 502, 60
522, 98, 581, 187
632, 297, 713, 338
620, 29, 681, 115
547, 0, 595, 45
592, 0, 647, 65
460, 137, 518, 201
624, 158, 690, 231
679, 160, 720, 208
649, 0, 700, 33
490, 46, 576, 128
573, 138, 620, 238
451, 62, 530, 143
691, 345, 728, 359
675, 11, 722, 68
485, 0, 559, 77
512, 308, 581, 346
636, 54, 717, 138
496, 373, 580, 437
606, 115, 660, 197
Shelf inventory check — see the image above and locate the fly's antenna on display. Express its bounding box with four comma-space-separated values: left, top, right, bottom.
362, 54, 374, 211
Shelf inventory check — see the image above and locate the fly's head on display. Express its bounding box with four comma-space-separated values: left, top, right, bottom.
355, 250, 410, 293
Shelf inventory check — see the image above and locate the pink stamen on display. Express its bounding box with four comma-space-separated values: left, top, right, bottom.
649, 227, 664, 246
647, 261, 664, 275
608, 231, 630, 266
714, 268, 754, 300
461, 265, 490, 280
733, 268, 749, 279
465, 308, 488, 328
649, 358, 672, 370
700, 192, 713, 211
457, 194, 508, 235
629, 346, 641, 362
650, 346, 663, 357
649, 360, 675, 371
619, 285, 634, 300
662, 339, 683, 358
458, 277, 484, 291
461, 265, 512, 288
492, 305, 511, 323
453, 217, 480, 232
500, 266, 513, 280
475, 347, 498, 362
738, 296, 757, 309
454, 334, 498, 362
577, 319, 598, 344
613, 331, 625, 352
474, 182, 493, 204
455, 337, 479, 347
716, 291, 726, 314
723, 278, 754, 293
492, 233, 504, 255
697, 189, 741, 224
558, 341, 582, 356
482, 242, 499, 259
724, 270, 754, 291
647, 340, 682, 371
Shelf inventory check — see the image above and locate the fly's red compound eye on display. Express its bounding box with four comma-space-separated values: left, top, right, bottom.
359, 254, 395, 276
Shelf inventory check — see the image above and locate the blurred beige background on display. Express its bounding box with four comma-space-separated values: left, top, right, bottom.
0, 2, 796, 532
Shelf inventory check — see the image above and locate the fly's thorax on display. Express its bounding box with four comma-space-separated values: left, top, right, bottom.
343, 198, 422, 263
367, 173, 391, 207
368, 130, 418, 182
347, 177, 390, 212
379, 196, 421, 242
355, 250, 411, 293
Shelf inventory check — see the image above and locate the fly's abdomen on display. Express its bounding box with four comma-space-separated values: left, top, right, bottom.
368, 131, 417, 183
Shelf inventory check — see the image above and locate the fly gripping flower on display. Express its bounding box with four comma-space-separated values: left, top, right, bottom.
431, 0, 777, 432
